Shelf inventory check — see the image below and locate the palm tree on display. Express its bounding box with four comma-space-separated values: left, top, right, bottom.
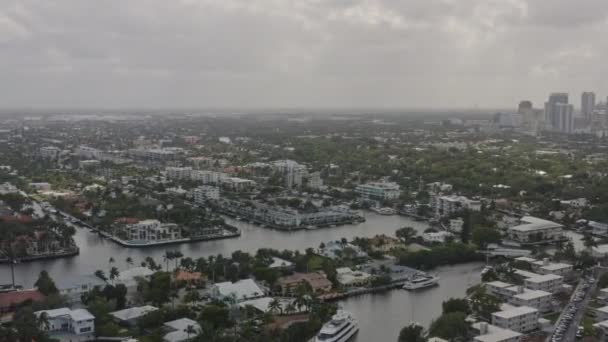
163, 251, 174, 272
37, 312, 50, 331
185, 324, 197, 339
173, 250, 183, 270
284, 302, 296, 315
94, 269, 107, 282
109, 267, 120, 285
126, 257, 134, 267
268, 298, 282, 315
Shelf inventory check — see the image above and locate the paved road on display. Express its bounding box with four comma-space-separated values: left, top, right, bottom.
547, 276, 596, 342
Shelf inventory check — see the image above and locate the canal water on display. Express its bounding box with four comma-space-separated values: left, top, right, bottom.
0, 213, 482, 339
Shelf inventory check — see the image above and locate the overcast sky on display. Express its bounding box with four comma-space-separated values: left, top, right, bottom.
1, 0, 608, 110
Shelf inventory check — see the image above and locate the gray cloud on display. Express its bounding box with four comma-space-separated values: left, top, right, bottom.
1, 0, 607, 110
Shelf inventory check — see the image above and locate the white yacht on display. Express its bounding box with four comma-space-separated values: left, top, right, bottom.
402, 274, 440, 290
315, 310, 359, 342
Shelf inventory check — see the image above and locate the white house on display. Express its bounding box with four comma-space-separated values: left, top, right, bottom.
211, 279, 265, 302
336, 267, 372, 287
111, 305, 159, 325
126, 219, 181, 242
115, 267, 154, 288
55, 275, 107, 301
35, 308, 95, 336
163, 318, 201, 342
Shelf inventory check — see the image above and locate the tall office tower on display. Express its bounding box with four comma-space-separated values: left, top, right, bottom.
544, 93, 568, 131
518, 101, 533, 114
555, 103, 574, 134
581, 92, 596, 121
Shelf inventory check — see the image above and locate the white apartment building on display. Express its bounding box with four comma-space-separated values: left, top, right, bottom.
523, 274, 563, 293
307, 171, 324, 189
486, 281, 516, 300
221, 177, 256, 191
166, 167, 192, 180
509, 288, 553, 313
507, 216, 563, 244
126, 219, 181, 241
75, 145, 103, 159
431, 194, 481, 217
191, 170, 227, 184
193, 186, 220, 203
472, 322, 522, 342
40, 146, 61, 159
422, 231, 453, 244
272, 160, 306, 189
128, 148, 179, 161
355, 182, 401, 201
35, 308, 95, 336
492, 306, 539, 333
515, 257, 573, 276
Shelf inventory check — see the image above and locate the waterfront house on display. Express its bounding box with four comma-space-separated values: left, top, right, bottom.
211, 279, 265, 303
163, 317, 201, 342
267, 257, 294, 270
276, 271, 333, 295
0, 289, 45, 315
115, 267, 154, 288
35, 308, 95, 336
111, 305, 159, 326
55, 274, 107, 302
319, 241, 368, 259
336, 267, 372, 287
125, 219, 181, 242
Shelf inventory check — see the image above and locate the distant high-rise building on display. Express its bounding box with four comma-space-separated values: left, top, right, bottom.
581, 92, 596, 121
518, 101, 533, 114
544, 93, 568, 131
555, 103, 574, 134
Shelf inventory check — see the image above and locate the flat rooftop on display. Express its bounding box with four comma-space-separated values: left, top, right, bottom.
509, 216, 562, 232
492, 306, 538, 319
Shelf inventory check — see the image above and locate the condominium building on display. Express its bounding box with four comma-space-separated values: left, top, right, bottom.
514, 257, 572, 276
128, 148, 180, 161
509, 288, 552, 313
355, 182, 401, 201
272, 160, 306, 189
193, 186, 220, 203
507, 216, 563, 244
220, 177, 256, 191
191, 170, 227, 184
75, 146, 103, 159
307, 171, 324, 189
523, 274, 563, 293
126, 219, 181, 241
40, 146, 61, 159
166, 167, 192, 180
431, 194, 481, 217
491, 306, 539, 333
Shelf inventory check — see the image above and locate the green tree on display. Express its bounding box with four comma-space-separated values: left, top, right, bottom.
428, 312, 468, 340
396, 227, 418, 244
34, 271, 58, 296
442, 298, 471, 315
471, 227, 501, 249
398, 322, 427, 342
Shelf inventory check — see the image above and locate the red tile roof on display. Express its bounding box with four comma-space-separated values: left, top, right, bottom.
0, 290, 46, 309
